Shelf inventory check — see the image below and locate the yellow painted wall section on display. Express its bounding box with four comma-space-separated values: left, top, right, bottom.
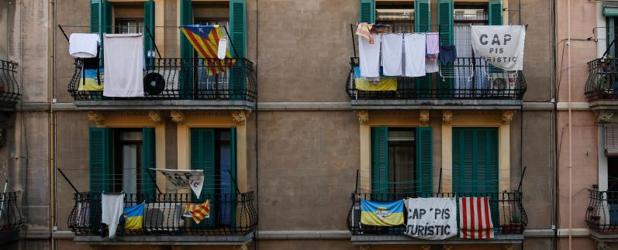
176, 111, 249, 193
91, 112, 167, 191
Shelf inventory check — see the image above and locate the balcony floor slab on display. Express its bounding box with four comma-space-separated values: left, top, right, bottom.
73, 233, 254, 245
73, 100, 255, 111
349, 99, 523, 110
351, 234, 524, 245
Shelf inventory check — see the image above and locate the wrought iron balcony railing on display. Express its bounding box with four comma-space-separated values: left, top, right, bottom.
346, 57, 526, 101
68, 191, 256, 237
0, 192, 24, 235
0, 60, 20, 109
585, 187, 618, 233
585, 58, 618, 102
68, 58, 256, 103
347, 191, 527, 237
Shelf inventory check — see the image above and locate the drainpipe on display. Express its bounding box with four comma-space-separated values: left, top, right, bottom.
48, 0, 56, 249
567, 0, 573, 248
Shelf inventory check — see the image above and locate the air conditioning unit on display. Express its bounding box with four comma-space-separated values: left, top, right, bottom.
144, 203, 184, 232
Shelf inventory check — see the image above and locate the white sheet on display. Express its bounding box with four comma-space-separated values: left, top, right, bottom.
101, 193, 125, 238
358, 35, 382, 78
103, 34, 144, 97
381, 34, 403, 76
403, 34, 426, 77
69, 33, 100, 58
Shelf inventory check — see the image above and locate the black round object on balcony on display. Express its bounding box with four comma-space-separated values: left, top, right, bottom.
144, 73, 165, 95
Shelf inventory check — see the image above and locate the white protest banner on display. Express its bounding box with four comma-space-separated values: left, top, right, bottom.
404, 198, 457, 240
471, 25, 526, 71
151, 169, 204, 198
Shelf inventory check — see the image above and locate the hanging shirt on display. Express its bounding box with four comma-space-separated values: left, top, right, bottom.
101, 193, 125, 238
358, 35, 382, 78
403, 33, 426, 77
381, 34, 404, 76
425, 32, 440, 55
103, 34, 145, 97
69, 33, 100, 58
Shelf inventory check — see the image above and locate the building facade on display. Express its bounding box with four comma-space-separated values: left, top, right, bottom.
0, 0, 561, 250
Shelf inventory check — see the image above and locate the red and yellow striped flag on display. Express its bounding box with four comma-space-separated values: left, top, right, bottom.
180, 25, 232, 74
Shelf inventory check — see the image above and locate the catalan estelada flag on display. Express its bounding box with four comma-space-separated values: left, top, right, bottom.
360, 200, 404, 226
459, 197, 494, 239
124, 202, 145, 230
187, 200, 210, 224
180, 25, 233, 75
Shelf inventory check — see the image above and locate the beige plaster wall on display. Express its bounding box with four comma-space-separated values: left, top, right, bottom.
257, 111, 359, 230
557, 111, 598, 229
555, 0, 598, 103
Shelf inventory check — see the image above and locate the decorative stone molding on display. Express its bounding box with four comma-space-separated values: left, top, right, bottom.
443, 246, 453, 250
419, 110, 430, 125
420, 245, 431, 250
598, 111, 614, 123
148, 111, 162, 123
502, 110, 514, 124
235, 245, 248, 250
502, 245, 514, 250
170, 111, 184, 123
360, 246, 370, 250
87, 111, 105, 127
232, 111, 250, 125
356, 111, 369, 125
442, 111, 453, 124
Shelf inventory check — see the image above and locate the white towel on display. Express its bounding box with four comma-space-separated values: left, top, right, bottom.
359, 35, 382, 78
381, 34, 403, 76
101, 193, 125, 238
403, 34, 426, 77
69, 33, 100, 58
103, 34, 145, 97
426, 56, 439, 73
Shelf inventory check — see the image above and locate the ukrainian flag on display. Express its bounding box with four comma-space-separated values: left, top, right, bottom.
360, 200, 404, 226
124, 202, 145, 230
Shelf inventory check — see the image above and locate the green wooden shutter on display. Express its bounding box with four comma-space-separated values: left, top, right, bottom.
452, 128, 498, 193
191, 128, 216, 227
414, 0, 430, 32
438, 0, 454, 46
229, 0, 247, 100
144, 0, 155, 67
230, 0, 247, 58
488, 0, 503, 26
142, 128, 156, 201
414, 0, 431, 97
416, 127, 433, 195
359, 0, 375, 23
180, 0, 193, 97
89, 128, 112, 193
438, 0, 454, 97
90, 0, 100, 33
371, 127, 389, 194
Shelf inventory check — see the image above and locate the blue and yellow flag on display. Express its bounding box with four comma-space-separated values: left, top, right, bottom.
360, 200, 404, 226
124, 202, 145, 230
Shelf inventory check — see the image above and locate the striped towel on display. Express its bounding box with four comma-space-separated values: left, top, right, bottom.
186, 200, 210, 224
459, 197, 494, 239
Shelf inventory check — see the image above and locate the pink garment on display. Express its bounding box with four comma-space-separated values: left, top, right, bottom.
426, 32, 440, 55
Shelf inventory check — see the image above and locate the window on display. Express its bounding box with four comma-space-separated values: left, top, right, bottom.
191, 128, 237, 227
387, 129, 416, 193
112, 130, 143, 193
112, 3, 145, 34
371, 127, 432, 194
89, 128, 156, 198
376, 1, 414, 33
452, 127, 498, 194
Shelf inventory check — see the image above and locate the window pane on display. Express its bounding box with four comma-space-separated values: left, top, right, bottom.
376, 1, 414, 33
122, 144, 138, 193
388, 128, 415, 193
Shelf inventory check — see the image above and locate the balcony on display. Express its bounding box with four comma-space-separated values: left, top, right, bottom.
68, 58, 256, 110
585, 58, 618, 109
0, 60, 20, 112
585, 187, 618, 241
346, 57, 526, 109
68, 191, 257, 245
0, 192, 24, 245
347, 191, 527, 245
